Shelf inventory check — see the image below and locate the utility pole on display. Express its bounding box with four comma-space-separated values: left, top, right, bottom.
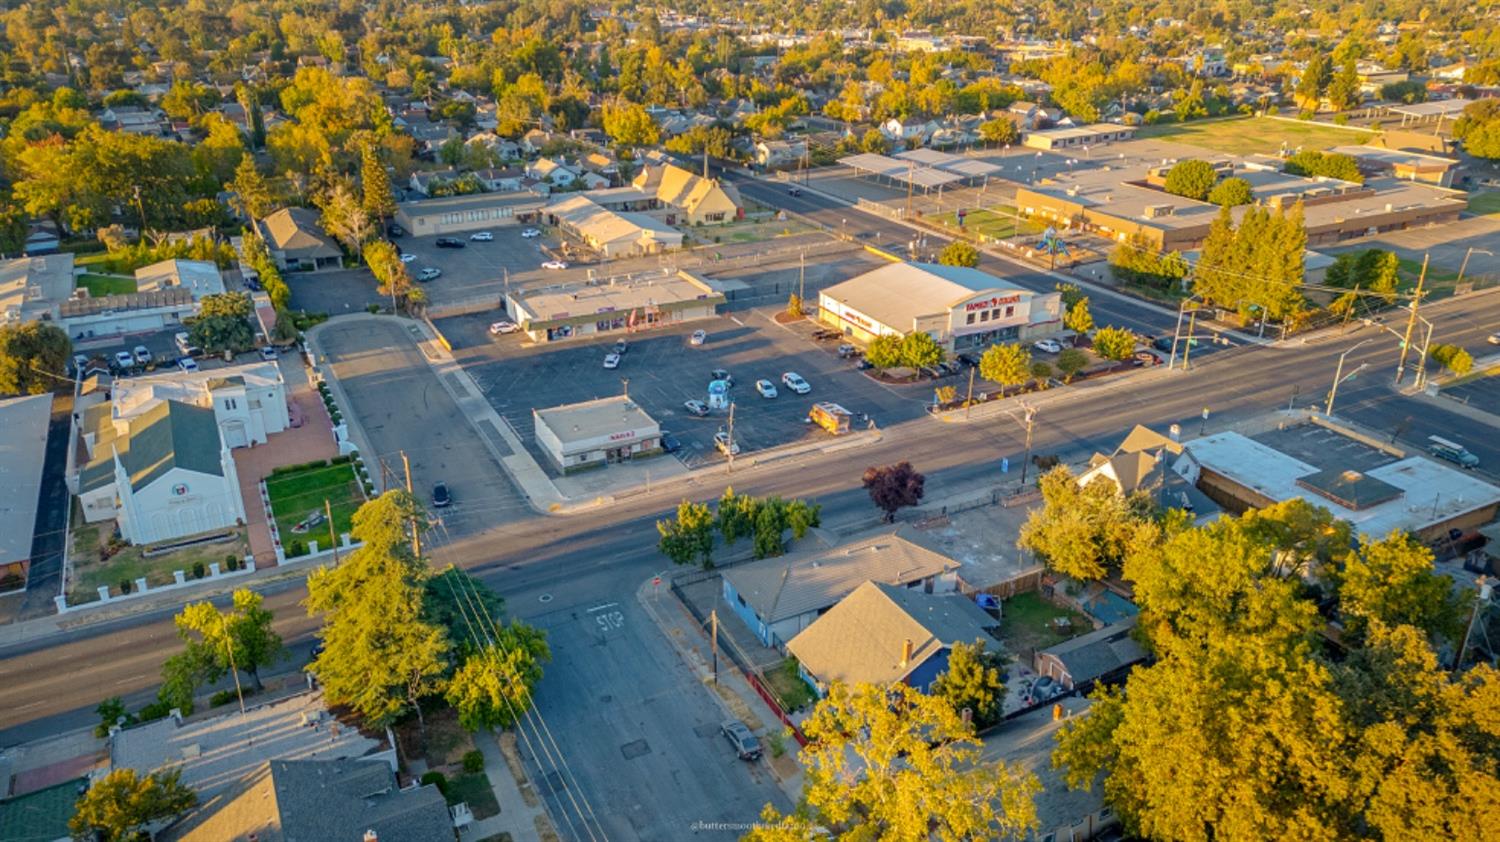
905, 161, 914, 218
964, 366, 976, 420
401, 450, 420, 558
798, 250, 805, 304
1181, 309, 1199, 370
709, 609, 719, 684
1453, 576, 1492, 678
725, 401, 736, 473
1017, 402, 1037, 487
1395, 254, 1426, 386
221, 613, 247, 717
325, 498, 338, 566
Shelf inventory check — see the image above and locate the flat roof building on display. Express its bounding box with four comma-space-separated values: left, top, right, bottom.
134, 259, 225, 300
818, 261, 1062, 353
1329, 145, 1460, 187
0, 394, 52, 592
533, 395, 662, 472
1022, 123, 1136, 151
394, 190, 547, 237
506, 270, 723, 343
0, 253, 74, 326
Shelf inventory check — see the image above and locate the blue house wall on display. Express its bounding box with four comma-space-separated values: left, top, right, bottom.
722, 577, 773, 646
904, 648, 952, 693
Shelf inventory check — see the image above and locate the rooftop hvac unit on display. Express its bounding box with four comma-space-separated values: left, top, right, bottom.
1143, 204, 1175, 219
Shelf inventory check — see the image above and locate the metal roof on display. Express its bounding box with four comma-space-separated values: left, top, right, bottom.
0, 394, 52, 567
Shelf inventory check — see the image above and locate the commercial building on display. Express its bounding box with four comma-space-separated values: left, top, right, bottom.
1330, 145, 1460, 188
1015, 158, 1465, 251
59, 287, 197, 342
1022, 123, 1136, 151
817, 262, 1062, 353
134, 259, 226, 299
394, 190, 547, 237
546, 194, 685, 258
0, 253, 74, 326
506, 271, 724, 343
721, 529, 961, 649
1172, 418, 1500, 545
255, 207, 342, 272
0, 394, 52, 592
109, 361, 290, 448
533, 395, 662, 472
786, 580, 998, 696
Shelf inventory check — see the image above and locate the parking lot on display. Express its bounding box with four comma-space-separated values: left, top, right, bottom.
72, 326, 279, 378
394, 226, 564, 304
448, 312, 931, 471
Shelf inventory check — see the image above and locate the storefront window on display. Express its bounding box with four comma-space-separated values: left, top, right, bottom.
1005, 305, 1015, 317
966, 313, 976, 325
980, 310, 990, 322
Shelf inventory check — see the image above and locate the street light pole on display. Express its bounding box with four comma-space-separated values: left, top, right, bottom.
1014, 401, 1037, 487
1456, 247, 1493, 286
1395, 254, 1427, 386
1325, 339, 1372, 416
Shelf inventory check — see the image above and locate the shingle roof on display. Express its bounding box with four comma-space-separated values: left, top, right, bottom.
259, 207, 340, 259
787, 581, 997, 687
117, 400, 223, 492
1040, 617, 1147, 685
723, 530, 959, 624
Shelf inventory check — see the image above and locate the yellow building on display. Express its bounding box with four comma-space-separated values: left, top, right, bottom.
632, 161, 742, 225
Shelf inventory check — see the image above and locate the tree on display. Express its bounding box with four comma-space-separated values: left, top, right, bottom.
979, 343, 1031, 387
932, 640, 1007, 728
860, 128, 891, 155
979, 117, 1020, 146
228, 156, 273, 222
360, 144, 396, 224
1056, 348, 1088, 381
70, 768, 197, 842
171, 589, 285, 695
188, 313, 254, 356
1206, 176, 1253, 207
862, 461, 925, 523
1327, 57, 1362, 112
785, 293, 802, 318
364, 240, 413, 310
899, 331, 944, 368
445, 623, 552, 731
1091, 326, 1136, 361
601, 101, 660, 149
1163, 159, 1218, 201
1337, 532, 1466, 642
1430, 343, 1474, 375
1063, 296, 1094, 334
93, 697, 134, 738
1296, 53, 1332, 110
865, 334, 903, 369
657, 499, 715, 568
317, 183, 372, 258
1284, 150, 1363, 183
1019, 465, 1154, 581
0, 322, 70, 396
937, 240, 980, 267
746, 683, 1039, 841
305, 491, 450, 729
422, 567, 506, 659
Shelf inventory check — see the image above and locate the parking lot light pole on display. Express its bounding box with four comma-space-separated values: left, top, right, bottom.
1325, 340, 1373, 416
1456, 247, 1493, 286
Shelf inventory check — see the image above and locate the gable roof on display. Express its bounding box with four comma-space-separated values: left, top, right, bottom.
259, 207, 340, 259
94, 400, 224, 493
1113, 424, 1182, 457
787, 581, 997, 687
723, 529, 959, 624
1039, 617, 1147, 686
1082, 450, 1158, 494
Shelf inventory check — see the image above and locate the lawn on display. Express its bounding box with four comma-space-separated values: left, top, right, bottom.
764, 657, 818, 712
1134, 116, 1374, 156
1467, 192, 1500, 216
264, 461, 364, 555
77, 273, 137, 296
446, 771, 501, 820
999, 592, 1093, 655
930, 206, 1043, 241
68, 514, 248, 603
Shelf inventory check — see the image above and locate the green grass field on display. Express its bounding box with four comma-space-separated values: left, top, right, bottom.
930, 206, 1043, 240
68, 519, 248, 602
999, 592, 1092, 654
1468, 192, 1500, 216
1135, 116, 1375, 156
77, 273, 137, 296
265, 462, 363, 554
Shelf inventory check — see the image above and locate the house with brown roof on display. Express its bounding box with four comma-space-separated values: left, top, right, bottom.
721, 529, 961, 648
631, 161, 742, 225
255, 207, 342, 272
786, 580, 998, 696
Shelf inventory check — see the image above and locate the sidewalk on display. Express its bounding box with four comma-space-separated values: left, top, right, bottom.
635, 578, 805, 804
458, 728, 553, 841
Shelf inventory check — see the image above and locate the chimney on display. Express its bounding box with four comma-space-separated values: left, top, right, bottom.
900, 638, 914, 667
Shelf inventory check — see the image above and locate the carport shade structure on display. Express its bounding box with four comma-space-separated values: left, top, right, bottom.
838, 153, 965, 190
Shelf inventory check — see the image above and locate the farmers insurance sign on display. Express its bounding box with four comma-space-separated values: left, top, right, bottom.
964, 293, 1022, 313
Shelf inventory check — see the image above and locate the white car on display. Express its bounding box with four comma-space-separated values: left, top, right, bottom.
114, 351, 136, 369
400, 253, 417, 263
488, 320, 519, 335
714, 431, 741, 456
603, 352, 621, 369
521, 228, 542, 239
132, 345, 152, 365
542, 259, 569, 270
469, 231, 493, 241
1489, 332, 1500, 345
755, 379, 778, 399
259, 346, 278, 361
689, 329, 707, 346
418, 268, 442, 281
1032, 338, 1063, 354
177, 357, 199, 372
781, 372, 811, 394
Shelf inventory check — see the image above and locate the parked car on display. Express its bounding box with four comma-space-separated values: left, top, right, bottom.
386, 223, 406, 238
435, 237, 465, 249
714, 431, 741, 456
957, 352, 981, 368
812, 328, 842, 341
432, 481, 451, 508
113, 351, 135, 370
613, 339, 628, 354
417, 268, 442, 282
855, 358, 874, 370
1151, 336, 1175, 352
689, 329, 707, 346
177, 357, 199, 372
721, 720, 761, 760
1029, 676, 1059, 703
175, 331, 201, 357
259, 346, 278, 361
71, 353, 89, 375
489, 320, 519, 335
755, 379, 778, 399
542, 259, 569, 270
660, 432, 682, 453
788, 187, 803, 197
683, 399, 710, 417
781, 372, 811, 394
520, 228, 541, 239
603, 352, 621, 369
837, 343, 859, 358
132, 345, 152, 365
1033, 338, 1063, 354
710, 368, 734, 387
400, 253, 417, 263
469, 231, 494, 241
1489, 332, 1500, 345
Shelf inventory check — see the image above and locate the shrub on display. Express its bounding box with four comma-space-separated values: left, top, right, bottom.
937, 241, 980, 267
1057, 348, 1089, 381
288, 539, 307, 557
367, 303, 381, 314
119, 579, 133, 595
420, 771, 449, 797
191, 561, 206, 579
1092, 326, 1137, 361
330, 455, 352, 465
1430, 343, 1474, 376
462, 750, 485, 774
138, 700, 172, 721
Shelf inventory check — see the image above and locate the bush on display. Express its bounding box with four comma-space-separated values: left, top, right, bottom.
225, 554, 239, 572
138, 700, 172, 721
288, 539, 307, 558
462, 750, 485, 774
420, 771, 449, 797
937, 241, 980, 267
330, 454, 352, 465
191, 561, 206, 579
1430, 343, 1474, 376
119, 579, 133, 595
367, 303, 381, 314
1092, 327, 1137, 361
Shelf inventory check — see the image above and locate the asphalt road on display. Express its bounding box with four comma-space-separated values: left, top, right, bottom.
4, 287, 1497, 748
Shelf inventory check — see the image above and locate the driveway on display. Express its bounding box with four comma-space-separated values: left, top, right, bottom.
286, 267, 382, 315
312, 318, 531, 537
525, 596, 791, 840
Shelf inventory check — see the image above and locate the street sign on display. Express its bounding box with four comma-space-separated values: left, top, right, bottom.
652, 576, 661, 587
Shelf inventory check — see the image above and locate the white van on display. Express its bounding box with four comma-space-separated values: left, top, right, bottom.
174, 331, 202, 357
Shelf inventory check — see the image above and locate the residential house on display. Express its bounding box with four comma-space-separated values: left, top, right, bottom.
0, 253, 74, 326
1008, 101, 1044, 131
22, 227, 60, 255
133, 259, 226, 301
721, 529, 961, 649
984, 697, 1120, 841
786, 581, 998, 697
754, 139, 808, 169
520, 128, 554, 156
631, 161, 742, 225
472, 166, 527, 192
578, 171, 612, 190
527, 158, 579, 187
1033, 617, 1148, 692
409, 168, 462, 197
407, 119, 459, 156
100, 105, 166, 136
255, 207, 343, 272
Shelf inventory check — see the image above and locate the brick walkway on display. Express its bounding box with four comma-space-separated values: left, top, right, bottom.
232, 360, 337, 566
